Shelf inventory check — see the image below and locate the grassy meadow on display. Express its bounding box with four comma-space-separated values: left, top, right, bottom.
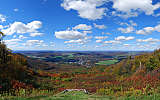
1, 91, 160, 100
96, 60, 119, 65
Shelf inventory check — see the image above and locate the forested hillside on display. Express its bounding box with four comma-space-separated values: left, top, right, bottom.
0, 32, 37, 95
0, 30, 160, 98
99, 49, 160, 95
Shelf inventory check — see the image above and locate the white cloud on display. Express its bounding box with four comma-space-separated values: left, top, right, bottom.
113, 0, 160, 17
30, 33, 44, 37
129, 20, 137, 26
13, 35, 17, 38
2, 21, 42, 35
25, 40, 44, 46
137, 38, 160, 43
73, 24, 92, 30
104, 40, 121, 44
50, 42, 55, 47
0, 14, 6, 23
93, 23, 106, 29
5, 39, 21, 45
112, 11, 138, 18
95, 45, 100, 48
14, 8, 19, 12
123, 44, 130, 46
64, 39, 83, 43
115, 36, 135, 41
64, 36, 92, 44
118, 26, 134, 33
136, 24, 160, 35
154, 24, 160, 32
55, 24, 93, 41
95, 36, 108, 40
41, 44, 48, 47
144, 27, 154, 33
118, 20, 137, 33
0, 25, 3, 29
83, 31, 92, 34
136, 30, 146, 35
96, 40, 102, 43
154, 13, 160, 17
120, 20, 137, 26
61, 0, 160, 19
26, 21, 42, 30
19, 35, 27, 39
55, 30, 86, 40
61, 0, 108, 20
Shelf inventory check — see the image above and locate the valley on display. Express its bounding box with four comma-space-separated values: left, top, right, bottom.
16, 51, 145, 71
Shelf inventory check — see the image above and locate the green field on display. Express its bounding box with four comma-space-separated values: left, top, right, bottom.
2, 91, 160, 100
68, 53, 74, 58
96, 60, 119, 66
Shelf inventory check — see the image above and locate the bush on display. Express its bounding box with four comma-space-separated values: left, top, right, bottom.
96, 88, 114, 95
62, 78, 72, 82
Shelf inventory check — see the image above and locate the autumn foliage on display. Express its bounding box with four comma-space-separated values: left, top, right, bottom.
1, 31, 160, 96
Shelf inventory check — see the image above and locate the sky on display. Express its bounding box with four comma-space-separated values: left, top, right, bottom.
0, 0, 160, 51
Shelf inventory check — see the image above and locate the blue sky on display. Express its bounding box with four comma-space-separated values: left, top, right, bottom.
0, 0, 160, 51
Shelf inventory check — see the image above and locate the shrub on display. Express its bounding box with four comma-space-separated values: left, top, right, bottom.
62, 78, 72, 82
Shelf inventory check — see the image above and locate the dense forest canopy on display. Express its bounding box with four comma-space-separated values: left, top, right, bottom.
0, 32, 37, 95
